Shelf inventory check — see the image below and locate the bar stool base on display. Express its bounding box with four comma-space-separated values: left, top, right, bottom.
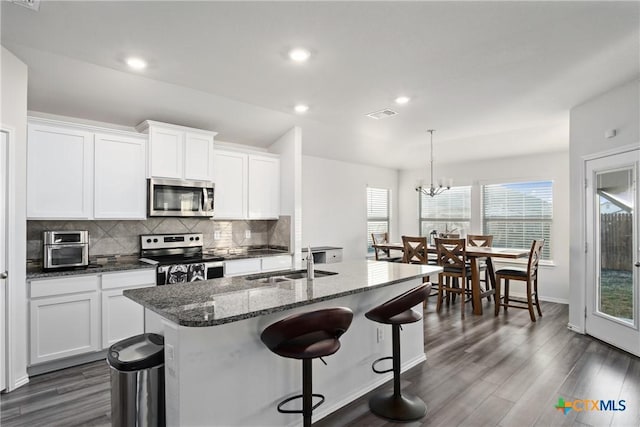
369, 392, 427, 422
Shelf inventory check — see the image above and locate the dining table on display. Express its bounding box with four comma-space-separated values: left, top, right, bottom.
371, 242, 531, 315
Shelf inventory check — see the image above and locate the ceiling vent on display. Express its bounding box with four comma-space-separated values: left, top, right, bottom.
365, 109, 398, 120
12, 0, 40, 11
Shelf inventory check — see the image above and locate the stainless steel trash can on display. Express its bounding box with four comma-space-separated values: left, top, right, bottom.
107, 333, 165, 427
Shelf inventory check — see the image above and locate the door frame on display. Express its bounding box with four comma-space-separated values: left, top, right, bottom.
579, 143, 640, 353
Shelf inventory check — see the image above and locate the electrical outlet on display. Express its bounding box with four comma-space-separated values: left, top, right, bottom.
245, 230, 251, 239
214, 231, 221, 240
376, 327, 384, 343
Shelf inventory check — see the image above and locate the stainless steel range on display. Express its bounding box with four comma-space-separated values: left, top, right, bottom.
139, 233, 224, 285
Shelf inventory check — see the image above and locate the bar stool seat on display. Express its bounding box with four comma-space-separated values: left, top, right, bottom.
261, 307, 353, 427
365, 283, 431, 422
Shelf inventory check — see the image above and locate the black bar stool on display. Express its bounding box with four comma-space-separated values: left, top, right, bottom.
365, 283, 431, 422
260, 307, 353, 427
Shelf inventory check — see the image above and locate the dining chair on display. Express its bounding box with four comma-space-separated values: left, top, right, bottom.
434, 237, 472, 317
401, 236, 435, 305
494, 239, 544, 322
401, 235, 429, 264
372, 232, 402, 262
467, 234, 494, 301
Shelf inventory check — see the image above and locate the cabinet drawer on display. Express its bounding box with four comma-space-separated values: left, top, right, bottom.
325, 249, 343, 264
101, 269, 156, 289
224, 258, 261, 277
30, 275, 99, 298
261, 255, 292, 272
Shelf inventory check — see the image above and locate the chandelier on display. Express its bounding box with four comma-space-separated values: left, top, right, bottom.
415, 129, 451, 197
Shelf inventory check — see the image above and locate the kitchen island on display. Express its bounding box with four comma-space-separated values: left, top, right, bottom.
125, 260, 441, 426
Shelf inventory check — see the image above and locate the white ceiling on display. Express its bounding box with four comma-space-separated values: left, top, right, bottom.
1, 1, 638, 169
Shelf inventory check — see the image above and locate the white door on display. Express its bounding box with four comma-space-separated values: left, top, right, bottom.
585, 149, 640, 356
1, 130, 7, 391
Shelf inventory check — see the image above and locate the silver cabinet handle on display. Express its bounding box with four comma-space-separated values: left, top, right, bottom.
0, 271, 7, 279
635, 262, 640, 268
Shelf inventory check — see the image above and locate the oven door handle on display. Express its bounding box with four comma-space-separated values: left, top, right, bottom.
47, 243, 87, 249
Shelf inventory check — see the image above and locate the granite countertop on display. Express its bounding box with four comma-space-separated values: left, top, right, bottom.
301, 246, 342, 252
124, 260, 442, 327
26, 257, 155, 279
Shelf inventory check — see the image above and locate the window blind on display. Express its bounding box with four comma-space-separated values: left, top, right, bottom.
367, 187, 389, 249
419, 186, 471, 236
482, 181, 553, 260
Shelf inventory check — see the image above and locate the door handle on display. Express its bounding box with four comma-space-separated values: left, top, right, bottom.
636, 262, 640, 268
0, 271, 7, 279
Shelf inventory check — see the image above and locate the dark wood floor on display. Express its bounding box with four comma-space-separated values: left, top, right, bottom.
2, 301, 639, 427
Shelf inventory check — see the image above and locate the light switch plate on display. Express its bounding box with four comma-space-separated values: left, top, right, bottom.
214, 231, 221, 240
245, 230, 251, 239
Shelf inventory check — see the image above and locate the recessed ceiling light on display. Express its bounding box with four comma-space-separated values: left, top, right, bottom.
288, 48, 311, 63
126, 57, 147, 70
294, 104, 309, 114
395, 96, 410, 105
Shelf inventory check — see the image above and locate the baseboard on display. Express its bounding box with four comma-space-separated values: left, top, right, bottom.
27, 350, 108, 376
539, 296, 568, 304
310, 353, 427, 425
567, 323, 585, 334
5, 374, 30, 392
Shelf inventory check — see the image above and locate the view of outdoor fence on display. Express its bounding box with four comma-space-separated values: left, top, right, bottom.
600, 213, 633, 271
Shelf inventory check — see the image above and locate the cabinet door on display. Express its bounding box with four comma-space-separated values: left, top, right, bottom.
149, 126, 184, 179
30, 292, 100, 364
184, 132, 215, 181
102, 285, 153, 348
27, 124, 93, 219
94, 133, 146, 219
248, 155, 280, 219
213, 150, 248, 219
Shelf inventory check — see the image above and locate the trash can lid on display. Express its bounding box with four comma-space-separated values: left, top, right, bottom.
107, 333, 164, 372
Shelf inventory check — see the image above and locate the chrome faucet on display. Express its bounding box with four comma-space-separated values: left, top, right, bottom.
306, 246, 315, 280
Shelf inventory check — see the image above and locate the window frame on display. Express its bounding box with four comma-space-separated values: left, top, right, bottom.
418, 185, 472, 237
481, 179, 554, 262
367, 187, 391, 253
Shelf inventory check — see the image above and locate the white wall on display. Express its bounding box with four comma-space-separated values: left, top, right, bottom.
0, 46, 29, 390
301, 156, 398, 261
569, 78, 640, 331
399, 150, 571, 303
269, 127, 302, 267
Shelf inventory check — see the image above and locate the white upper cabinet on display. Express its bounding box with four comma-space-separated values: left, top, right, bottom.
185, 132, 215, 181
27, 118, 147, 220
138, 121, 216, 181
214, 150, 280, 220
94, 133, 146, 219
27, 122, 94, 219
148, 126, 183, 179
213, 150, 248, 219
248, 155, 280, 219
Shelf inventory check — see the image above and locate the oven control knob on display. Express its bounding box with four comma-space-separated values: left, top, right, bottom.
195, 236, 200, 241
190, 237, 194, 241
153, 238, 158, 243
146, 238, 152, 243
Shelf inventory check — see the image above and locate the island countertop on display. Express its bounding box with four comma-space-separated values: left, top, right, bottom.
124, 260, 441, 327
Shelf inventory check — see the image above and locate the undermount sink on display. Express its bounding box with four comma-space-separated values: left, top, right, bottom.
245, 269, 338, 282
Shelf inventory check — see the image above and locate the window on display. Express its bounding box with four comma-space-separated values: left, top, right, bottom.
482, 180, 552, 260
367, 187, 390, 252
419, 186, 471, 236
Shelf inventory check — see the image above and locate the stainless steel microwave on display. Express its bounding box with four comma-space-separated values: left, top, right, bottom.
148, 178, 215, 217
43, 230, 89, 270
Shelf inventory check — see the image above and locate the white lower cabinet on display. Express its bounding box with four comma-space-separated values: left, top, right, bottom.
30, 291, 100, 365
101, 270, 155, 348
29, 269, 156, 366
260, 255, 292, 272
